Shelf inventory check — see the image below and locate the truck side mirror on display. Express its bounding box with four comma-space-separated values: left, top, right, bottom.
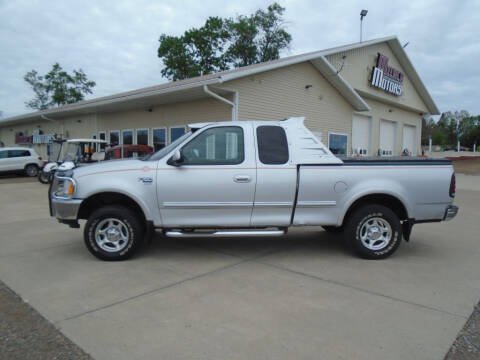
168, 149, 184, 167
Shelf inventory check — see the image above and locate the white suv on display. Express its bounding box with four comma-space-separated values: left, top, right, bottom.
0, 147, 44, 177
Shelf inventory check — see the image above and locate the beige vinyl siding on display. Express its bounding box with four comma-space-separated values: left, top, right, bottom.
360, 97, 422, 155
326, 43, 429, 114
97, 97, 231, 143
219, 61, 354, 146
0, 120, 60, 158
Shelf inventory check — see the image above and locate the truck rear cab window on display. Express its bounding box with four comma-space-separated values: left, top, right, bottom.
182, 126, 244, 165
256, 126, 289, 164
328, 133, 348, 155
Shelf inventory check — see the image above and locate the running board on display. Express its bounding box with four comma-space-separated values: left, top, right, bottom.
165, 229, 285, 238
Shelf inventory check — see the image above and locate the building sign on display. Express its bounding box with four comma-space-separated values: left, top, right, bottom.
15, 132, 32, 144
370, 53, 404, 96
33, 134, 56, 144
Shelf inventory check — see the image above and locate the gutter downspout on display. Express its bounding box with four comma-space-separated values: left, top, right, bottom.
203, 85, 238, 121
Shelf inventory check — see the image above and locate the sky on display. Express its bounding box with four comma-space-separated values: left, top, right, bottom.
0, 0, 479, 118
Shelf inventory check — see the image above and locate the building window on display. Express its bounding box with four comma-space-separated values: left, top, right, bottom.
328, 133, 348, 155
98, 131, 106, 150
122, 129, 133, 145
109, 130, 120, 146
181, 126, 244, 165
170, 126, 186, 143
136, 129, 149, 146
152, 128, 166, 151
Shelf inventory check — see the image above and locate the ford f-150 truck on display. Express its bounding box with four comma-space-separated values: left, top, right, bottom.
49, 117, 458, 261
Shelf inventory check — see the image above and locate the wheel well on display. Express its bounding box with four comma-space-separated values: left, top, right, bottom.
78, 192, 146, 224
24, 163, 38, 169
342, 193, 408, 226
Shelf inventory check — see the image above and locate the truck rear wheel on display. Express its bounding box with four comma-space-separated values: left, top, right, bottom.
345, 204, 402, 259
84, 205, 145, 261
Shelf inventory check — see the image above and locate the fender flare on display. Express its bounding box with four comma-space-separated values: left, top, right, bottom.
338, 189, 411, 226
80, 188, 152, 221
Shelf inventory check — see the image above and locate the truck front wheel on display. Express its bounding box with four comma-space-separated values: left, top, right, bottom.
84, 205, 145, 261
345, 204, 402, 259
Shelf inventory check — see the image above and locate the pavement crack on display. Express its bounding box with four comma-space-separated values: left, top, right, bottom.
256, 260, 468, 319
0, 242, 77, 259
55, 258, 248, 325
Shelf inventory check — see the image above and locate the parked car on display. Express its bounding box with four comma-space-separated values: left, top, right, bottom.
105, 145, 153, 160
0, 147, 44, 177
49, 117, 458, 261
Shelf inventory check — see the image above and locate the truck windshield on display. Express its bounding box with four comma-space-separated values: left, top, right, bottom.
145, 131, 192, 161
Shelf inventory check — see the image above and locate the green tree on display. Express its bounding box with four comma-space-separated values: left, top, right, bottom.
24, 63, 96, 110
253, 3, 291, 63
432, 129, 446, 147
157, 3, 291, 81
459, 116, 480, 149
437, 110, 470, 146
421, 115, 435, 145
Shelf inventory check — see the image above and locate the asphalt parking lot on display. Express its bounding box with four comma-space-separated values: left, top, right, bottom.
0, 175, 479, 359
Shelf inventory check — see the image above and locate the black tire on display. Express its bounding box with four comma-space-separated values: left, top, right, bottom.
25, 164, 38, 177
322, 225, 344, 233
345, 204, 402, 259
38, 171, 50, 184
84, 205, 145, 261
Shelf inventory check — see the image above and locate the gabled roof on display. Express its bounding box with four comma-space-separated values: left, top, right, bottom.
319, 35, 439, 114
0, 35, 438, 126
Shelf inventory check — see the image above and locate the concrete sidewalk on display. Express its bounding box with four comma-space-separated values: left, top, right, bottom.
0, 176, 479, 359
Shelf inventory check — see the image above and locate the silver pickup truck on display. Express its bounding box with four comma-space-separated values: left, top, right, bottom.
49, 117, 458, 261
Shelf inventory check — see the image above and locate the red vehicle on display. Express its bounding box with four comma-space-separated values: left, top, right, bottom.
105, 145, 153, 160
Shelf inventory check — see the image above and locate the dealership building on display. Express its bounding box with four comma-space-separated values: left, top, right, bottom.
0, 36, 439, 158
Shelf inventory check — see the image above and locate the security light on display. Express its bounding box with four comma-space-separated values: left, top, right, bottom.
360, 9, 368, 42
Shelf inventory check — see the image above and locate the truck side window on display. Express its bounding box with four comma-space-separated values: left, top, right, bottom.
182, 126, 244, 165
256, 126, 289, 164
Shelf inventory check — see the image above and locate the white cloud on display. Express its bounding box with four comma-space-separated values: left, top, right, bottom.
0, 0, 478, 116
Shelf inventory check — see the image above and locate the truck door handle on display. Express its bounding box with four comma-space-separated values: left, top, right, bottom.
234, 175, 251, 183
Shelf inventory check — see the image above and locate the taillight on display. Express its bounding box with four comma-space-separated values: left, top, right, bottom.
38, 156, 42, 160
449, 173, 456, 198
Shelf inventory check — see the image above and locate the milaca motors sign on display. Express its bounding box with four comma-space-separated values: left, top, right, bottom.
370, 53, 404, 96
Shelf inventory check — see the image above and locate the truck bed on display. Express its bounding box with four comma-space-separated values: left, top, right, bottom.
338, 156, 452, 166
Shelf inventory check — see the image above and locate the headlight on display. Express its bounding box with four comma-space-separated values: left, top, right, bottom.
52, 176, 76, 199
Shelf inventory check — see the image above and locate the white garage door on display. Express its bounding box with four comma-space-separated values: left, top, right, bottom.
352, 115, 371, 156
402, 125, 417, 155
379, 120, 396, 156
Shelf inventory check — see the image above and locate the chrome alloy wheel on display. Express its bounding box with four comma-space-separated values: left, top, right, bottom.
95, 218, 130, 252
359, 217, 392, 251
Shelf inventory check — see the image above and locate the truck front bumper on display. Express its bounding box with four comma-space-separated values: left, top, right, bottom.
50, 197, 82, 221
443, 205, 459, 221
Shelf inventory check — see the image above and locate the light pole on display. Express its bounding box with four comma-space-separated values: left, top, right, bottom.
360, 9, 368, 42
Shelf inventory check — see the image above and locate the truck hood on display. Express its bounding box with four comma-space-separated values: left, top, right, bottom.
72, 159, 154, 179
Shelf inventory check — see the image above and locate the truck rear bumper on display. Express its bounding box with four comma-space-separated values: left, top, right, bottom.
443, 205, 459, 221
